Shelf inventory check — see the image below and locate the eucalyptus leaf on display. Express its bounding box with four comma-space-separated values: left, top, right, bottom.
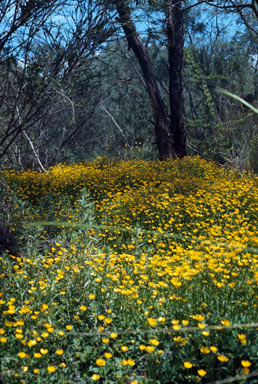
216, 88, 258, 114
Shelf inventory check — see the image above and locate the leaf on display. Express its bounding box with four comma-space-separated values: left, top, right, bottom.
216, 87, 258, 114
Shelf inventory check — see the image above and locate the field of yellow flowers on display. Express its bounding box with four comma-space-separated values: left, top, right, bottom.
1, 156, 258, 383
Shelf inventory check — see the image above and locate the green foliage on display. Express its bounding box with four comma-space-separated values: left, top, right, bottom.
184, 48, 216, 120
249, 134, 258, 174
215, 87, 258, 171
184, 31, 258, 167
217, 88, 258, 114
0, 175, 19, 255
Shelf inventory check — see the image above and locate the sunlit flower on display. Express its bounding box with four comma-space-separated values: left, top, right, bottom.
200, 346, 210, 354
237, 334, 247, 344
149, 339, 159, 346
145, 346, 155, 353
147, 318, 157, 327
27, 339, 37, 347
40, 348, 48, 355
18, 352, 27, 358
96, 359, 106, 367
221, 320, 231, 327
217, 355, 229, 362
41, 304, 49, 312
241, 360, 251, 368
198, 369, 207, 377
47, 366, 56, 373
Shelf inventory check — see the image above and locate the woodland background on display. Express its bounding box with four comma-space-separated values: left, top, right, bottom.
0, 0, 258, 170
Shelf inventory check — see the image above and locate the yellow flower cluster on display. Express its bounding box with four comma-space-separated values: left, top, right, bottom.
1, 156, 258, 382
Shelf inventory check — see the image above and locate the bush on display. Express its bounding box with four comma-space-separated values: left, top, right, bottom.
0, 176, 17, 254
249, 134, 258, 174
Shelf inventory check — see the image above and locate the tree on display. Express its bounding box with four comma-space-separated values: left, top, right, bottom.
195, 0, 258, 35
0, 0, 60, 55
1, 0, 257, 167
107, 0, 258, 160
183, 20, 258, 165
111, 0, 186, 159
0, 0, 116, 167
90, 40, 155, 158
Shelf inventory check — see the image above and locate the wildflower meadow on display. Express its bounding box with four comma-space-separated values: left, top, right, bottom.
1, 156, 258, 383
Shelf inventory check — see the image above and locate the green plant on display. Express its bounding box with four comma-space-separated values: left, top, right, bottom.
216, 88, 258, 114
216, 88, 258, 172
0, 175, 17, 254
249, 134, 258, 174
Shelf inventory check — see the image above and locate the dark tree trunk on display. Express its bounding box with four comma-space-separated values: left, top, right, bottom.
115, 0, 186, 160
167, 0, 187, 157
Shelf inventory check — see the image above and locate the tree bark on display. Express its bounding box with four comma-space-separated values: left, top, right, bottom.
114, 0, 175, 160
114, 0, 186, 160
167, 0, 187, 157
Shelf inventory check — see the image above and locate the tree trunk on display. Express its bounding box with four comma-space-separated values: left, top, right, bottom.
167, 0, 187, 157
115, 0, 183, 160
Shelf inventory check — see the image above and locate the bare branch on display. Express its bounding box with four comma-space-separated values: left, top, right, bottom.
99, 103, 132, 151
